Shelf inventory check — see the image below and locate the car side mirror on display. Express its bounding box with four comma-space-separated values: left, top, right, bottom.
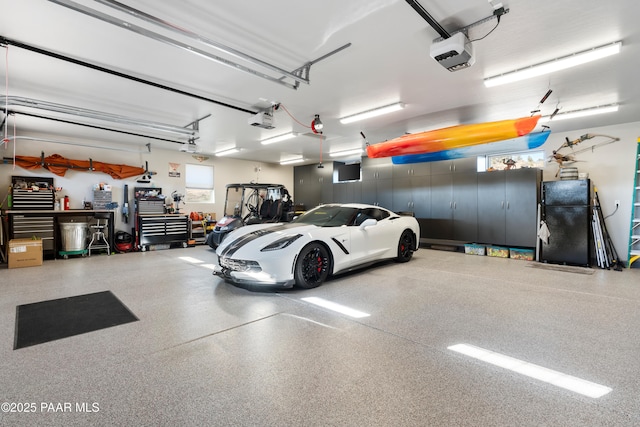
359, 218, 377, 229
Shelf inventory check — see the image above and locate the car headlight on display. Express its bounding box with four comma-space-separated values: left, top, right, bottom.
260, 234, 302, 252
219, 257, 261, 272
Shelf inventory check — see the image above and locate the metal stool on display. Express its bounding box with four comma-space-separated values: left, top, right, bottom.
88, 214, 110, 256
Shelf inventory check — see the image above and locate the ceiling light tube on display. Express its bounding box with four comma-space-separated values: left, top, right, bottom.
539, 104, 618, 123
280, 157, 304, 165
329, 148, 363, 157
484, 41, 622, 87
261, 132, 298, 145
214, 147, 240, 156
339, 102, 405, 124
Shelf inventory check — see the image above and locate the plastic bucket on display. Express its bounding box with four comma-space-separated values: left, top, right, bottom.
59, 222, 88, 251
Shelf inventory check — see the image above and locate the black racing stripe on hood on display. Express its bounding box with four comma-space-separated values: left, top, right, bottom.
220, 223, 308, 257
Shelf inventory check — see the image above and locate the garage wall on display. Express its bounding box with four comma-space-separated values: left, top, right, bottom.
0, 134, 293, 234
539, 121, 639, 262
2, 121, 639, 260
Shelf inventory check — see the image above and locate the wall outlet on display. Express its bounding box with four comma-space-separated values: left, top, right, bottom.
615, 200, 620, 207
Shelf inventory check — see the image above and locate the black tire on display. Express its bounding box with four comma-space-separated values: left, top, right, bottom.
294, 243, 331, 289
396, 230, 415, 263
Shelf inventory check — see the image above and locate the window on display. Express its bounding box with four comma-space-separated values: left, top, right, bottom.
185, 164, 214, 203
482, 150, 545, 171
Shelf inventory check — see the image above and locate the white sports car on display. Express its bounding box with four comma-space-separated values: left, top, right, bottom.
213, 203, 420, 288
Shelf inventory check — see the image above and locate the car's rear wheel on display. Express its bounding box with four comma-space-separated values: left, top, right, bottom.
294, 243, 330, 289
396, 230, 414, 263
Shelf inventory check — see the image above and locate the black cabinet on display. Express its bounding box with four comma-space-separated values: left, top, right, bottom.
293, 163, 333, 209
426, 171, 478, 241
430, 158, 477, 175
429, 173, 454, 239
477, 169, 542, 247
392, 175, 431, 217
137, 214, 189, 250
333, 181, 361, 204
361, 157, 393, 208
452, 172, 478, 241
392, 163, 431, 216
293, 159, 541, 247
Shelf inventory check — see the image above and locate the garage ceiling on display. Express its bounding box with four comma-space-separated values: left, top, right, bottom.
1, 0, 638, 164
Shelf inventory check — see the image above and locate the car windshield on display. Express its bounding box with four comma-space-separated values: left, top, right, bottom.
293, 205, 358, 227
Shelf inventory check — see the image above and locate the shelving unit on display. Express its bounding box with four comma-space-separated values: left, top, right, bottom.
628, 137, 640, 267
189, 219, 216, 245
190, 219, 206, 244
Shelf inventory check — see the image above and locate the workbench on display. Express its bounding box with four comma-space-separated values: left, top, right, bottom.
5, 210, 115, 259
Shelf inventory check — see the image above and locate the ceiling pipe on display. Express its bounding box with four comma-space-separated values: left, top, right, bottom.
94, 0, 310, 86
49, 0, 301, 89
6, 110, 187, 145
405, 0, 451, 39
7, 135, 150, 153
0, 36, 258, 115
2, 96, 196, 137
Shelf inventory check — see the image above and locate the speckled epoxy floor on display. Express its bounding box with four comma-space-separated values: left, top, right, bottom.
1, 246, 640, 426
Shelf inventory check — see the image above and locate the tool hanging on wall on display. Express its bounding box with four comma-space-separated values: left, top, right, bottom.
123, 184, 129, 224
3, 151, 145, 179
548, 133, 620, 174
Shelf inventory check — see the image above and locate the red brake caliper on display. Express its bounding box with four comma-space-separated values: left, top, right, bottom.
317, 256, 322, 272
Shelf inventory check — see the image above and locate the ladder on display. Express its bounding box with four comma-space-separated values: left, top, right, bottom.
629, 137, 640, 267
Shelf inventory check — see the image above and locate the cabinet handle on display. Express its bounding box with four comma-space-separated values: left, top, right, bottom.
507, 201, 510, 209
454, 202, 457, 209
501, 201, 504, 209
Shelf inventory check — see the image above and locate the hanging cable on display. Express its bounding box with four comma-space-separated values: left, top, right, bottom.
469, 5, 507, 42
3, 44, 8, 147
275, 104, 312, 129
12, 113, 16, 169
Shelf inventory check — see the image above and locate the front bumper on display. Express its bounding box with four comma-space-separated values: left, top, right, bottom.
212, 257, 295, 288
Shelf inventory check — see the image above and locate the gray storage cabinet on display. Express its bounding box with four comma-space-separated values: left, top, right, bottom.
477, 168, 542, 247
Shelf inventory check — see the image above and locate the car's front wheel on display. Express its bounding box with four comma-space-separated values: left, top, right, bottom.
294, 243, 330, 289
396, 230, 415, 263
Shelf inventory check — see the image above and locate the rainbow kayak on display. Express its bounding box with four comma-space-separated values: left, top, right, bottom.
392, 131, 550, 164
366, 115, 540, 158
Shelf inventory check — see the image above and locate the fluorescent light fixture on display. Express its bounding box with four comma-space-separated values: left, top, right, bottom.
448, 344, 612, 398
214, 147, 240, 156
329, 148, 363, 158
280, 157, 304, 165
261, 132, 298, 145
484, 41, 621, 87
301, 297, 370, 318
539, 104, 618, 123
339, 102, 405, 124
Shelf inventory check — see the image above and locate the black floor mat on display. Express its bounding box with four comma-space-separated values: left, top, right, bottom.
14, 290, 138, 350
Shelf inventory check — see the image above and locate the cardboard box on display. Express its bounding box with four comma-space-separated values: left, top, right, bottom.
8, 238, 43, 269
